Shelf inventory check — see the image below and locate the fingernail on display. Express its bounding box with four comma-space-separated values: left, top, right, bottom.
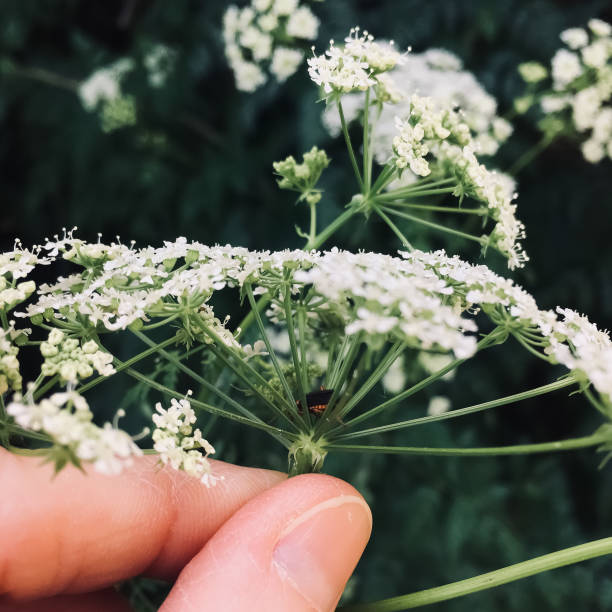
273, 494, 372, 611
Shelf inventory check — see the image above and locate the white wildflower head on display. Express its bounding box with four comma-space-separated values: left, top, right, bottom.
78, 58, 134, 111
519, 19, 612, 163
308, 27, 403, 97
223, 0, 319, 91
152, 395, 220, 486
324, 46, 512, 157
7, 391, 142, 476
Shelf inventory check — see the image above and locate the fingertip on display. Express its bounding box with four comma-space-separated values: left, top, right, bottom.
162, 473, 372, 611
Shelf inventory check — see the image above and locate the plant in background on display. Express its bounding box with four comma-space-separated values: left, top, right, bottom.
515, 18, 612, 166
2, 16, 612, 612
223, 0, 322, 91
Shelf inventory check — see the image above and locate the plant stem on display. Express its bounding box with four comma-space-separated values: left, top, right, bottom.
370, 163, 397, 194
327, 431, 608, 457
335, 375, 577, 441
74, 336, 179, 397
338, 99, 363, 190
375, 207, 413, 250
308, 200, 317, 245
123, 365, 295, 443
341, 536, 612, 611
334, 342, 405, 422
130, 330, 272, 431
375, 187, 457, 201
363, 88, 371, 193
245, 284, 299, 410
305, 206, 359, 251
507, 133, 555, 177
381, 203, 487, 216
381, 207, 487, 248
283, 286, 311, 428
338, 329, 503, 432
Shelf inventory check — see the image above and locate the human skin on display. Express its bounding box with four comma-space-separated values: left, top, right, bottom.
0, 449, 372, 611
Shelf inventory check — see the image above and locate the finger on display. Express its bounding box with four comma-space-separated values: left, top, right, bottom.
0, 589, 131, 612
0, 448, 285, 601
161, 473, 372, 612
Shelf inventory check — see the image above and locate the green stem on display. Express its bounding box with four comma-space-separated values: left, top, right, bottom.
375, 207, 413, 250
370, 163, 397, 194
195, 319, 299, 427
308, 200, 317, 245
283, 286, 310, 428
335, 375, 577, 441
10, 64, 80, 92
0, 395, 9, 447
339, 329, 503, 432
123, 365, 295, 443
381, 207, 488, 248
376, 187, 457, 201
341, 536, 612, 611
507, 133, 555, 177
338, 99, 363, 190
334, 342, 405, 422
327, 431, 608, 457
130, 330, 272, 432
363, 88, 371, 193
74, 336, 178, 397
245, 284, 298, 411
381, 203, 487, 216
305, 206, 359, 251
32, 375, 61, 402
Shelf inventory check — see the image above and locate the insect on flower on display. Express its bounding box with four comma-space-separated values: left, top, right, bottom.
296, 387, 334, 415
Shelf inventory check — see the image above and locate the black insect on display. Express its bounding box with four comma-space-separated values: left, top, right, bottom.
296, 387, 334, 415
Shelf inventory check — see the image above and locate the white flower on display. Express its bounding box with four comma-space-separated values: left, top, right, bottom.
272, 0, 299, 16
382, 355, 406, 394
152, 396, 219, 486
428, 395, 451, 416
581, 138, 605, 162
540, 94, 571, 113
271, 47, 304, 81
286, 6, 319, 40
78, 59, 134, 111
233, 59, 267, 92
560, 27, 589, 49
572, 87, 601, 131
7, 391, 141, 475
551, 49, 583, 88
588, 18, 612, 37
582, 39, 610, 68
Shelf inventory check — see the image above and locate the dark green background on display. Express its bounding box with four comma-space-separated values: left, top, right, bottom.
2, 1, 612, 609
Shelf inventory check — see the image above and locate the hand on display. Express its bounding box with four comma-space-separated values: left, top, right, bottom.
0, 448, 372, 611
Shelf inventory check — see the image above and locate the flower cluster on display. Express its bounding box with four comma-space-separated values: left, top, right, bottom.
0, 322, 23, 394
152, 396, 219, 486
391, 95, 527, 269
78, 58, 136, 132
308, 27, 404, 96
223, 0, 320, 92
273, 146, 330, 204
323, 47, 513, 156
5, 234, 612, 475
7, 391, 142, 475
143, 44, 177, 88
39, 329, 115, 384
517, 18, 612, 163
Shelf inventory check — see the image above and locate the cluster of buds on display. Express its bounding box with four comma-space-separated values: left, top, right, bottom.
40, 329, 115, 384
273, 146, 330, 204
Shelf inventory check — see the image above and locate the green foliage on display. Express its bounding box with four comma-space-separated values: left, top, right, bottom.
1, 1, 612, 610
